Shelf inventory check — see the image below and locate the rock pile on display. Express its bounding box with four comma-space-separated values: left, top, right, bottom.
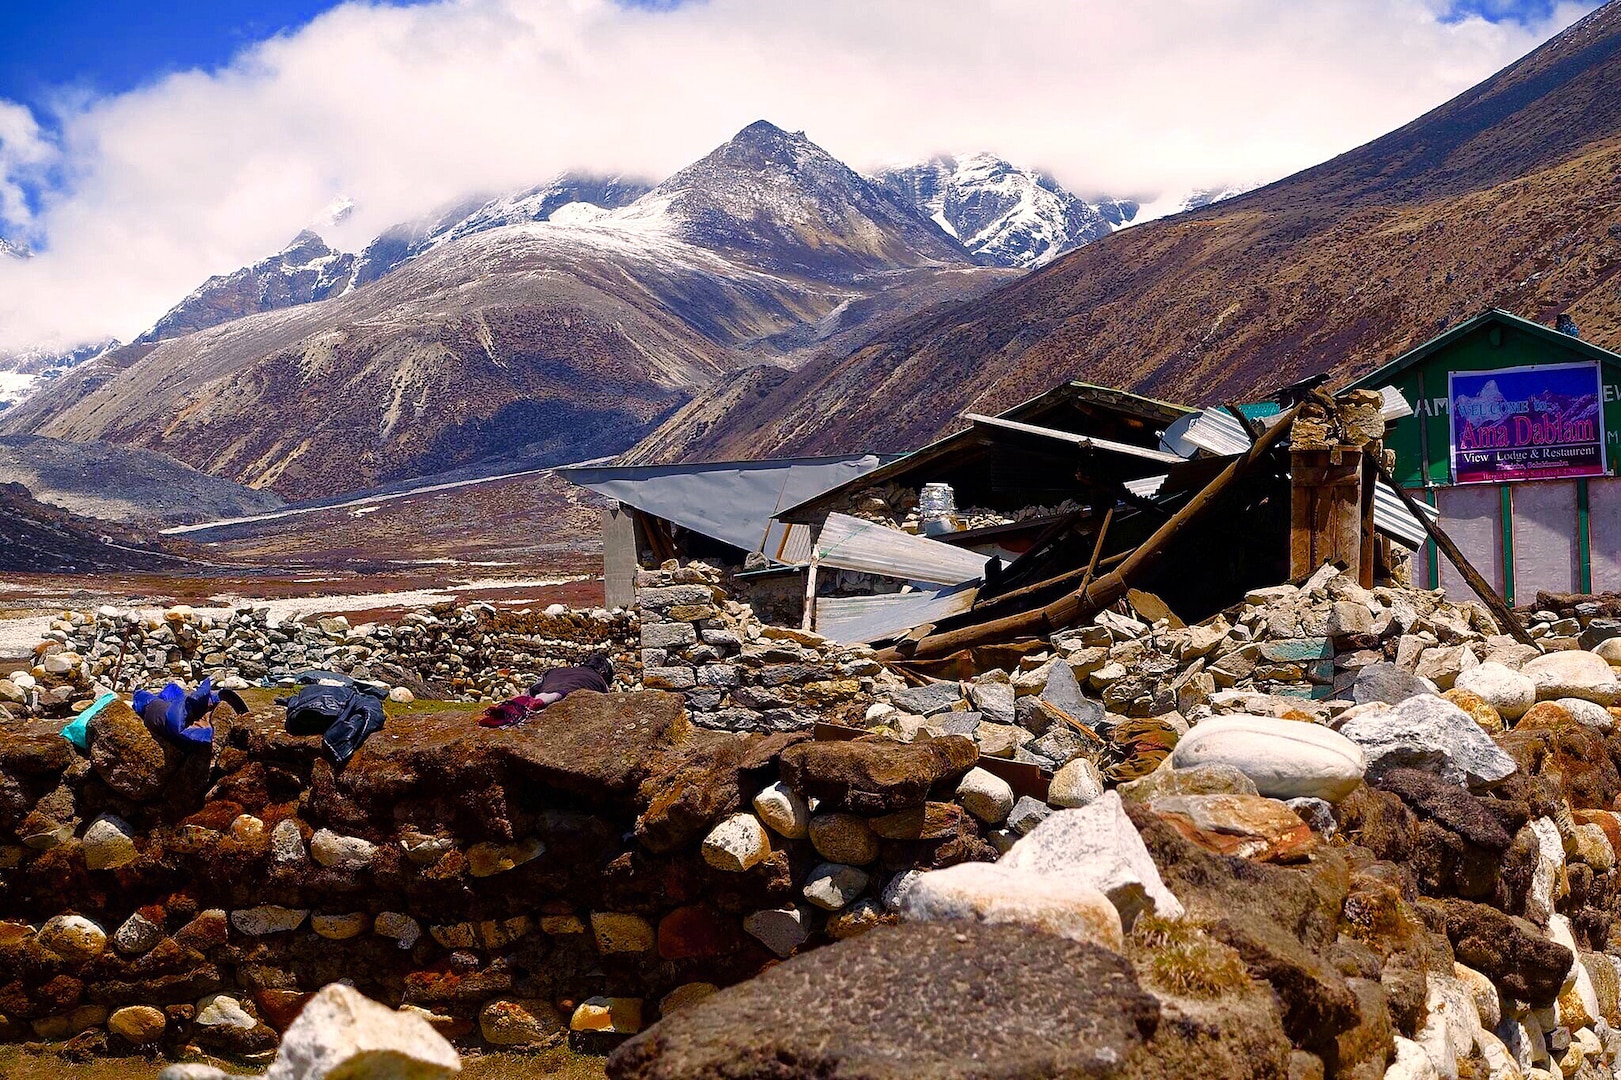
636, 562, 899, 731
6, 601, 637, 716
604, 569, 1621, 1080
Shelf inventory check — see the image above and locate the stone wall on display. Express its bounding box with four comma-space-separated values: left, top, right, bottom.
5, 602, 638, 717
0, 689, 1004, 1059
635, 562, 895, 732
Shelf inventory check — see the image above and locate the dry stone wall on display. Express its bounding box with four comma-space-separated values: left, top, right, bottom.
635, 562, 898, 732
3, 602, 637, 717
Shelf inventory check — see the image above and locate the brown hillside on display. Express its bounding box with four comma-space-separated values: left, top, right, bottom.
641, 2, 1621, 461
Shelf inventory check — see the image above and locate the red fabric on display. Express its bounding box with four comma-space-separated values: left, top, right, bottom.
478, 695, 543, 728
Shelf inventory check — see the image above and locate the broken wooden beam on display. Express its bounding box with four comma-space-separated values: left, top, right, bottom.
889, 404, 1303, 661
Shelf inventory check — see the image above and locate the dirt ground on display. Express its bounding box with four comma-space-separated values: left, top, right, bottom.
0, 1045, 610, 1079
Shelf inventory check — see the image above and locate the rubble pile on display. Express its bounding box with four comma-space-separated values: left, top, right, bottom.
609, 593, 1621, 1080
866, 564, 1512, 786
4, 602, 638, 717
636, 562, 898, 731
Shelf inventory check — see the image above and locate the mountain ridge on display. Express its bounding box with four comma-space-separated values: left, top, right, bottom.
633, 3, 1621, 462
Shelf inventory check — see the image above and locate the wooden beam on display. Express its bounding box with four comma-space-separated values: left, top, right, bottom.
1369, 453, 1536, 648
801, 551, 821, 632
1076, 506, 1114, 596
892, 405, 1303, 660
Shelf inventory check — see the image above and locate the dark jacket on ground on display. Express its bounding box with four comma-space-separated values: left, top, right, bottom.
529, 665, 609, 698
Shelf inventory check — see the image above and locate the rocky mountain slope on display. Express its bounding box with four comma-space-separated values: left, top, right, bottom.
641, 3, 1621, 461
136, 231, 356, 344
1, 122, 1006, 498
0, 482, 192, 572
0, 435, 284, 526
874, 154, 1137, 268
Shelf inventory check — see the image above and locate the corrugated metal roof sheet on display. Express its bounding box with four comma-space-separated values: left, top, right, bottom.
559, 456, 889, 563
816, 583, 979, 644
815, 512, 997, 585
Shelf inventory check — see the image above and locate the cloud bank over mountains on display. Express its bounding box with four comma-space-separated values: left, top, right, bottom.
0, 0, 1595, 352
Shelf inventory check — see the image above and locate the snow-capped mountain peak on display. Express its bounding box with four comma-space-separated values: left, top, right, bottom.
0, 237, 30, 260
871, 154, 1136, 270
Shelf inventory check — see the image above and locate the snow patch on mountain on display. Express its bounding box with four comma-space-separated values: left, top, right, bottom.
873, 154, 1136, 269
1130, 182, 1264, 225
0, 339, 117, 410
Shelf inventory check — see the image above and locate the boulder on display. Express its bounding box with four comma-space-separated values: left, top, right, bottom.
1441, 899, 1572, 1005
955, 766, 1014, 823
1441, 688, 1504, 735
700, 813, 770, 873
897, 861, 1124, 949
1339, 695, 1516, 790
1048, 756, 1105, 808
571, 997, 643, 1035
309, 829, 376, 869
1353, 663, 1433, 705
802, 862, 869, 911
1149, 794, 1316, 862
112, 911, 163, 956
1551, 696, 1614, 731
82, 813, 137, 870
38, 913, 106, 962
479, 998, 565, 1049
108, 1005, 167, 1045
742, 907, 811, 957
605, 923, 1159, 1080
807, 813, 879, 865
1002, 791, 1183, 924
87, 698, 185, 800
1454, 663, 1535, 722
1169, 715, 1365, 802
778, 736, 977, 814
751, 780, 809, 839
1522, 650, 1618, 705
888, 681, 962, 716
231, 905, 309, 936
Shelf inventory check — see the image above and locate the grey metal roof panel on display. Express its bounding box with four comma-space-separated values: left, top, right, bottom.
558, 455, 890, 558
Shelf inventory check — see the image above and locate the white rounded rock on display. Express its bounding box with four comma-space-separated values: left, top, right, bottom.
1554, 697, 1615, 731
1523, 650, 1619, 705
701, 813, 770, 872
310, 829, 377, 869
956, 766, 1015, 824
752, 781, 810, 839
1170, 714, 1365, 802
802, 862, 869, 911
1595, 638, 1621, 664
897, 860, 1124, 950
1454, 662, 1536, 722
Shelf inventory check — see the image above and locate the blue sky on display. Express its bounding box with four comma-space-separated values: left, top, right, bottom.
0, 1, 354, 107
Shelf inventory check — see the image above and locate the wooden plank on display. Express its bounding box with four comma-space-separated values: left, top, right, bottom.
601, 504, 638, 610
801, 551, 820, 631
816, 512, 995, 585
1370, 453, 1536, 647
963, 413, 1186, 464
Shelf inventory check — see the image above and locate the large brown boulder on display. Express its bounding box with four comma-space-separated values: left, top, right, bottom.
87, 699, 187, 801
636, 731, 805, 854
1127, 802, 1357, 1058
1441, 898, 1572, 1004
607, 923, 1159, 1080
0, 718, 76, 835
777, 736, 978, 814
1497, 720, 1621, 811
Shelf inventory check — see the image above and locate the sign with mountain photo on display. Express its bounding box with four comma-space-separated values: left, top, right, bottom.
1449, 362, 1606, 484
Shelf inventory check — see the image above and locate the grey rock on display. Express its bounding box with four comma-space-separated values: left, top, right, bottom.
604, 923, 1159, 1080
1028, 725, 1093, 766
1040, 661, 1106, 727
1352, 662, 1433, 705
802, 862, 870, 911
1286, 797, 1337, 838
1007, 795, 1052, 835
265, 982, 460, 1080
890, 681, 963, 716
1002, 791, 1183, 925
1339, 693, 1517, 790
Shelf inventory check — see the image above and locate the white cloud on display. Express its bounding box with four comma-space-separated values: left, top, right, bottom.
0, 0, 1597, 353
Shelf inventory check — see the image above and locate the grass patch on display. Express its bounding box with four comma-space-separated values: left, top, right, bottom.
1129, 914, 1251, 1000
